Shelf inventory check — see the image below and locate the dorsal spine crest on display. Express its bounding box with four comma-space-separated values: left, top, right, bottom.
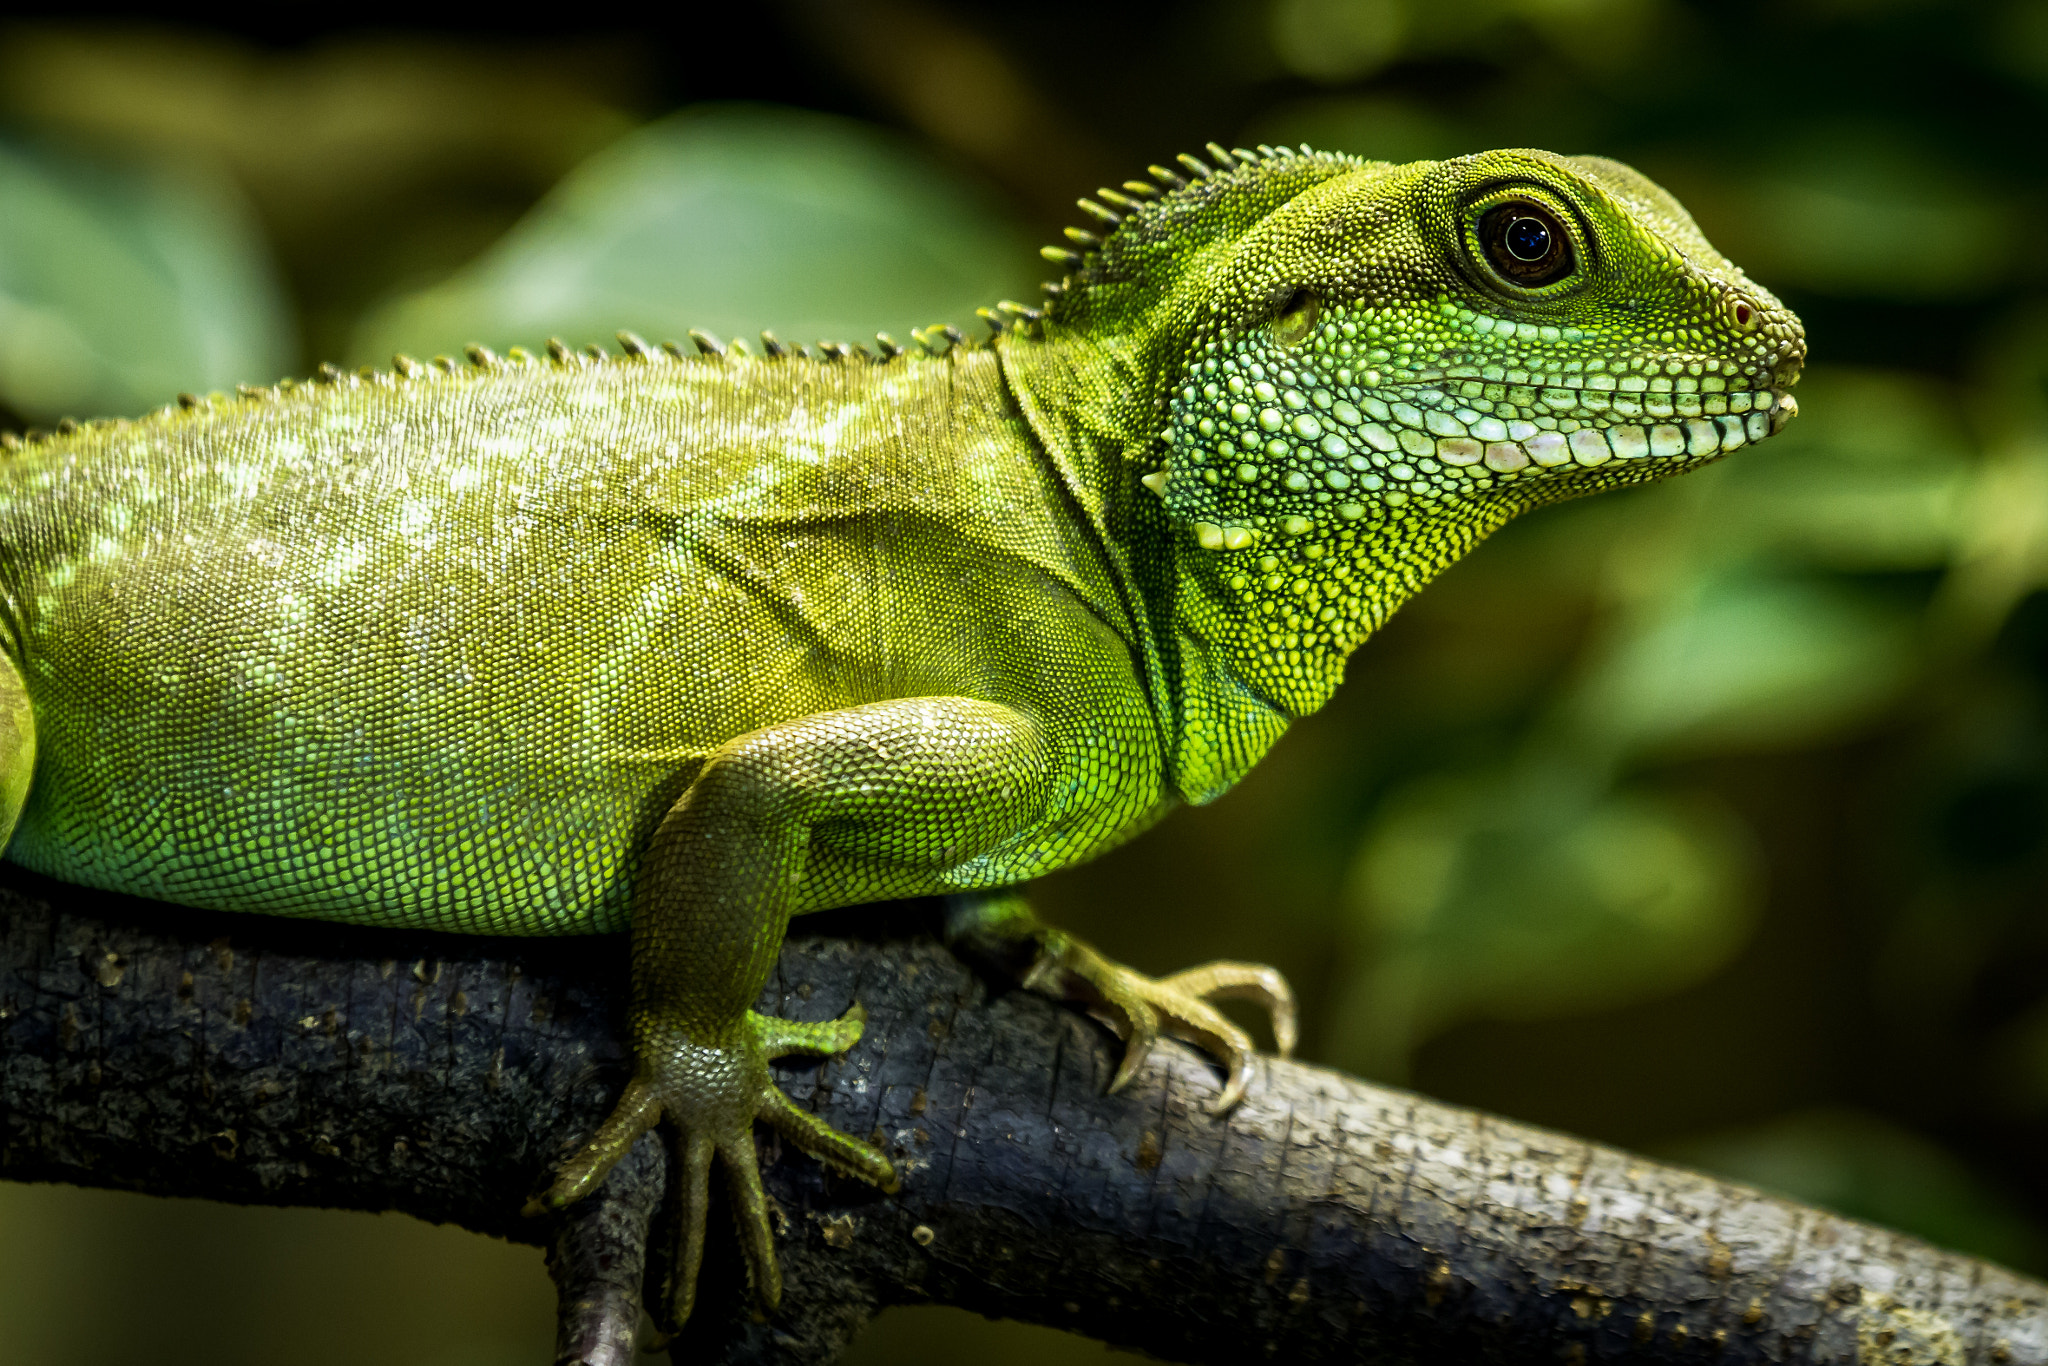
1, 141, 1369, 457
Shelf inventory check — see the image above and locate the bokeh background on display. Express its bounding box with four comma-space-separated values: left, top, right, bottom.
0, 2, 2042, 1362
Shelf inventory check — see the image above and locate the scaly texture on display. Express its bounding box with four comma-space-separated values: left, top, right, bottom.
0, 347, 1153, 928
0, 141, 1806, 1323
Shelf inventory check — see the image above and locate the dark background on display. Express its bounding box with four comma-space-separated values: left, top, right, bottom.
0, 2, 2041, 1362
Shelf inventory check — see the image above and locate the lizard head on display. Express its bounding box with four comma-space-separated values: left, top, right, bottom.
1027, 143, 1805, 725
1039, 143, 1804, 554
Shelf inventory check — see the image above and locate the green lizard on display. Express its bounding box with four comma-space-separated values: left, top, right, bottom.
0, 141, 1802, 1324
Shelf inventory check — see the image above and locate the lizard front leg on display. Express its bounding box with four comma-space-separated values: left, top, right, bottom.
537, 696, 1054, 1326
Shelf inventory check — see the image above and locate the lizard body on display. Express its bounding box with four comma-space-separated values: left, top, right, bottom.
0, 143, 1804, 1323
0, 346, 1163, 929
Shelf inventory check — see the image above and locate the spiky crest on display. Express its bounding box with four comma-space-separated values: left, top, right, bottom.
0, 141, 1373, 455
1034, 142, 1370, 335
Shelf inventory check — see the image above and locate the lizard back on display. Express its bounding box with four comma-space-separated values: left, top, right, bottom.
0, 347, 1161, 933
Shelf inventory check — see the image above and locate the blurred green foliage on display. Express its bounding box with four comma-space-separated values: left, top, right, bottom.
1, 0, 2047, 1362
354, 105, 1037, 365
0, 138, 288, 419
1335, 767, 1759, 1078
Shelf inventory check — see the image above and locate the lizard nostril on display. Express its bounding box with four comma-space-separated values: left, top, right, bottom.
1772, 337, 1807, 387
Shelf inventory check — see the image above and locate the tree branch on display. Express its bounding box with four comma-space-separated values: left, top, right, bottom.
0, 864, 2041, 1366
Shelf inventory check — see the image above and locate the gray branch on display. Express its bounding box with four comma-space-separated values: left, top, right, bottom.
0, 864, 2041, 1366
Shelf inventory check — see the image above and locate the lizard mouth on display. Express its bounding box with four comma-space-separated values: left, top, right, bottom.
1290, 324, 1806, 483
1316, 379, 1798, 481
1417, 387, 1799, 475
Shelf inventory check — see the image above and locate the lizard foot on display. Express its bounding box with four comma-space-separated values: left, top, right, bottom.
534, 1003, 896, 1326
1022, 931, 1296, 1112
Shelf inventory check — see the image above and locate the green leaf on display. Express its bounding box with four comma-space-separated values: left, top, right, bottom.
1702, 367, 1974, 572
1664, 128, 2015, 301
1570, 567, 1918, 757
353, 104, 1038, 364
1331, 766, 1757, 1078
0, 140, 292, 421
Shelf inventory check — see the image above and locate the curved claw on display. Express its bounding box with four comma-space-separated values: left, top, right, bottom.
1036, 938, 1292, 1112
1086, 957, 1164, 1093
1158, 961, 1298, 1059
1138, 986, 1257, 1113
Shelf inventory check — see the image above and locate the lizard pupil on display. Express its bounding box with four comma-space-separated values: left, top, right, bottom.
1505, 217, 1550, 261
1476, 200, 1574, 287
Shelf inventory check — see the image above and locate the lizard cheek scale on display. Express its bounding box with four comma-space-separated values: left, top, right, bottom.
0, 139, 1801, 1327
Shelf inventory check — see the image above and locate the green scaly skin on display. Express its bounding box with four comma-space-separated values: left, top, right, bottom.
0, 142, 1804, 1323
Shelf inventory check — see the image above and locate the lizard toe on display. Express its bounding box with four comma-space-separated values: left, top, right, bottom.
720, 1130, 783, 1311
667, 1131, 717, 1328
1040, 940, 1279, 1109
538, 1077, 662, 1213
1157, 961, 1297, 1059
757, 1082, 897, 1190
754, 1002, 867, 1061
1136, 979, 1258, 1112
1105, 994, 1164, 1094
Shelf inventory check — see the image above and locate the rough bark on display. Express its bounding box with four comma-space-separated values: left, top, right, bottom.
547, 1129, 663, 1365
0, 863, 2041, 1366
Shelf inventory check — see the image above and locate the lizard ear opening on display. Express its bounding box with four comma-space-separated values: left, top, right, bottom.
1270, 289, 1321, 348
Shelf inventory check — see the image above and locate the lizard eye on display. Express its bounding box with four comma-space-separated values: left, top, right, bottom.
1271, 289, 1321, 347
1478, 201, 1574, 287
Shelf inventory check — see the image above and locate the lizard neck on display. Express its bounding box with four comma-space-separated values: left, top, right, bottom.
1000, 325, 1518, 805
1154, 487, 1514, 802
1174, 486, 1518, 708
994, 325, 1162, 519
